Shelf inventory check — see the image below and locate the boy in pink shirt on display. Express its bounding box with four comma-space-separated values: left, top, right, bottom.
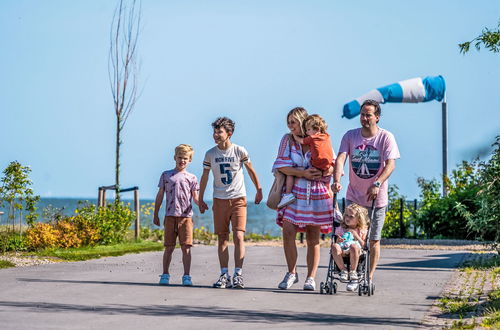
333, 99, 400, 284
153, 144, 200, 286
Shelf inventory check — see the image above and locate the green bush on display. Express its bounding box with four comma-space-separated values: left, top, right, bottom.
460, 136, 500, 243
0, 231, 28, 253
413, 161, 481, 239
382, 185, 413, 238
76, 202, 135, 245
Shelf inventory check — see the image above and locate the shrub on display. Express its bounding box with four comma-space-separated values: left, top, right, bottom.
382, 185, 412, 238
25, 223, 59, 249
0, 231, 28, 253
413, 161, 481, 239
460, 136, 500, 243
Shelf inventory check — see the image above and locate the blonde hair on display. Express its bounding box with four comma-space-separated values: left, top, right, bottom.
287, 107, 308, 137
303, 114, 328, 134
175, 144, 194, 160
341, 203, 369, 230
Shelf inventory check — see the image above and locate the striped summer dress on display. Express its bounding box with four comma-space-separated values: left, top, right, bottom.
273, 134, 334, 234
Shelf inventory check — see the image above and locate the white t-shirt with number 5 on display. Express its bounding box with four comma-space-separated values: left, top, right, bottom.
203, 144, 249, 199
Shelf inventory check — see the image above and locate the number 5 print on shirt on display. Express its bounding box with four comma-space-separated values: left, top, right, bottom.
219, 163, 233, 185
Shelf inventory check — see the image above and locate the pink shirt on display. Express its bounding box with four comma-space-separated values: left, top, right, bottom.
338, 128, 400, 208
158, 169, 199, 217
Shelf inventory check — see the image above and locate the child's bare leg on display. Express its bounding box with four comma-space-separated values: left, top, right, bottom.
181, 245, 191, 275
349, 245, 361, 272
331, 244, 347, 271
217, 233, 230, 269
162, 246, 175, 274
284, 175, 295, 194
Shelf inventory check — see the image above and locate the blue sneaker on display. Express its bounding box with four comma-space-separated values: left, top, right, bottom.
159, 274, 170, 285
182, 275, 193, 286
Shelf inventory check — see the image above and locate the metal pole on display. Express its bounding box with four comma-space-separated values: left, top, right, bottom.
442, 97, 448, 196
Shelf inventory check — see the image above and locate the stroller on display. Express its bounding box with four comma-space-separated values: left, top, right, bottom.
319, 195, 375, 296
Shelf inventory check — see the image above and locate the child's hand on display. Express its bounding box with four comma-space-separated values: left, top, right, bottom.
254, 188, 263, 204
153, 215, 160, 226
199, 200, 209, 214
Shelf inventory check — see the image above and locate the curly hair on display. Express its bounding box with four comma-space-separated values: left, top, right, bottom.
211, 117, 235, 134
340, 203, 369, 230
303, 114, 328, 134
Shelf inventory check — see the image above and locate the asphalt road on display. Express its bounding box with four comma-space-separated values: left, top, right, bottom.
0, 246, 467, 329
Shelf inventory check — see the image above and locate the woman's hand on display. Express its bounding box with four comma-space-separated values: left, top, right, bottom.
303, 168, 322, 180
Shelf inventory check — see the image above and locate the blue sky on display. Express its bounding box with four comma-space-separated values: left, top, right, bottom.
1, 0, 499, 200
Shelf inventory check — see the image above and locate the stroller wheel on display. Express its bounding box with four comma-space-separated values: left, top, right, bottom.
332, 282, 337, 294
320, 282, 325, 294
370, 282, 375, 295
358, 283, 362, 296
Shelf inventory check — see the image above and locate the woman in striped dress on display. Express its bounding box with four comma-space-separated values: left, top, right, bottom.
273, 107, 335, 291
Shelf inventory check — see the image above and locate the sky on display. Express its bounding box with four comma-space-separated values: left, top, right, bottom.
1, 0, 499, 200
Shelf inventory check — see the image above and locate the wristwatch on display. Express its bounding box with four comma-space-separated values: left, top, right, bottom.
373, 181, 381, 188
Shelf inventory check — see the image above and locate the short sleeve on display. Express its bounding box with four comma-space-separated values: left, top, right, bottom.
338, 131, 351, 155
157, 172, 166, 189
272, 134, 294, 171
191, 175, 199, 191
334, 226, 345, 237
203, 151, 211, 169
384, 131, 400, 161
237, 146, 250, 163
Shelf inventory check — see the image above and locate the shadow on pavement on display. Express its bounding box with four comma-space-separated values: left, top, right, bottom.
0, 301, 421, 327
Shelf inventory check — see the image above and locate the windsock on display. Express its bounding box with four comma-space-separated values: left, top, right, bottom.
343, 75, 446, 119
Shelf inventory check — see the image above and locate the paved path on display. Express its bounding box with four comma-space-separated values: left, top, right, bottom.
0, 246, 468, 329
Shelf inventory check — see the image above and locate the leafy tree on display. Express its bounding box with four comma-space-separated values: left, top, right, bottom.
0, 161, 40, 229
459, 21, 500, 54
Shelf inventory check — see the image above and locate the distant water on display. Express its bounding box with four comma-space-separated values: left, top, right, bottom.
0, 198, 282, 236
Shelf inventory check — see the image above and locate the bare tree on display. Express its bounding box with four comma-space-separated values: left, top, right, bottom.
108, 0, 141, 202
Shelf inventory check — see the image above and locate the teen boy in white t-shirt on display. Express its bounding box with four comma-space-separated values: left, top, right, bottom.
199, 117, 262, 289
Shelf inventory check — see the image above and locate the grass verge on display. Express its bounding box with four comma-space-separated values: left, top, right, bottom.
437, 254, 499, 329
33, 241, 164, 261
0, 259, 16, 269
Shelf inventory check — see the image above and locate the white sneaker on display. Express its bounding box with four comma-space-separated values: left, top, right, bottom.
278, 272, 298, 289
346, 281, 359, 292
303, 277, 316, 291
339, 270, 349, 281
277, 193, 296, 209
159, 274, 170, 285
349, 271, 359, 281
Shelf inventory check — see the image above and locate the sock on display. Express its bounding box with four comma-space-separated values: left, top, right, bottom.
234, 268, 242, 276
221, 267, 229, 275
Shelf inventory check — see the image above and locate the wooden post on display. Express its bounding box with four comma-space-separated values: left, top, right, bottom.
98, 188, 103, 208
399, 198, 404, 238
134, 188, 140, 240
413, 199, 418, 238
102, 190, 107, 207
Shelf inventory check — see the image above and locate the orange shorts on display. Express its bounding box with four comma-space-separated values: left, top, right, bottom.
213, 197, 247, 235
163, 216, 193, 247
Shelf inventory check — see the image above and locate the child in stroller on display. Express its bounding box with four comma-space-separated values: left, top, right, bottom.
331, 203, 369, 292
320, 201, 374, 295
